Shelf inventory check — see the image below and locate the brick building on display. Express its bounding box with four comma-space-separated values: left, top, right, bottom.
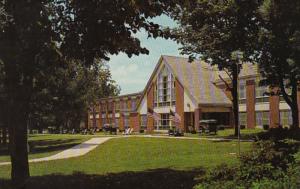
88, 55, 299, 132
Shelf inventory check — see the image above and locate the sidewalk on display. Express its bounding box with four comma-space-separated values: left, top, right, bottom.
0, 137, 112, 166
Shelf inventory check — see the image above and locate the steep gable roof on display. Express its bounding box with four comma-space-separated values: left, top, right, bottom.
162, 55, 231, 106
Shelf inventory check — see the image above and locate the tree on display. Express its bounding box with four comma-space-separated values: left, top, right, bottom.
0, 0, 184, 187
28, 60, 120, 133
169, 0, 260, 136
256, 0, 300, 129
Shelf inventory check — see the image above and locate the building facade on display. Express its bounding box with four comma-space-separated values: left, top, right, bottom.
88, 55, 300, 132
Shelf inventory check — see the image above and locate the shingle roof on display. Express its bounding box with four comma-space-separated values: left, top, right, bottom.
162, 55, 232, 106
217, 63, 258, 82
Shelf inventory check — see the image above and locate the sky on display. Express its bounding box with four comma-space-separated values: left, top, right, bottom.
108, 15, 184, 95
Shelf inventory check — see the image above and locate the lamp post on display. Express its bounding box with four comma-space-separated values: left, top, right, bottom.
232, 50, 242, 156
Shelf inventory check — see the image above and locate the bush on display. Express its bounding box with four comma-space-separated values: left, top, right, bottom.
193, 139, 300, 189
257, 127, 300, 141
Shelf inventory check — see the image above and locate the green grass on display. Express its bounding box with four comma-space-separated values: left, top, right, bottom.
0, 137, 252, 179
0, 134, 95, 162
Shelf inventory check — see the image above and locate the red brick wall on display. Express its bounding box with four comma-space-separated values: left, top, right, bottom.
269, 87, 280, 128
147, 83, 154, 132
130, 112, 140, 132
119, 99, 124, 130
175, 79, 185, 131
97, 103, 102, 129
246, 80, 256, 128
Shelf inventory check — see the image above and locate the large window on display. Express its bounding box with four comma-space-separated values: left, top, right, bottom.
140, 115, 147, 129
239, 112, 246, 126
256, 111, 269, 127
154, 66, 175, 107
154, 113, 172, 130
280, 110, 292, 127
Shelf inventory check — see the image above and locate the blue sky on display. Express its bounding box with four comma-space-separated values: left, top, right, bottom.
108, 15, 184, 95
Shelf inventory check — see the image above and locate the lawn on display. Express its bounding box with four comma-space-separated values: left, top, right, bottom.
184, 128, 265, 140
0, 137, 252, 179
0, 134, 95, 162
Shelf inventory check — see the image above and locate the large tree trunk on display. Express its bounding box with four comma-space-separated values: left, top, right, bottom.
231, 64, 239, 137
279, 76, 299, 129
8, 105, 30, 189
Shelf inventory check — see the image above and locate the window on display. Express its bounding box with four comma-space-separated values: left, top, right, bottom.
124, 116, 129, 129
131, 99, 136, 111
239, 112, 246, 126
115, 118, 119, 128
280, 110, 292, 127
121, 100, 127, 111
155, 66, 175, 107
255, 80, 269, 103
140, 115, 147, 129
154, 113, 172, 130
256, 111, 269, 127
239, 81, 246, 99
115, 101, 120, 112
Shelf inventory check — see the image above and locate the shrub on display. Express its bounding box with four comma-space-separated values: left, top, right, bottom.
257, 127, 300, 141
194, 139, 300, 189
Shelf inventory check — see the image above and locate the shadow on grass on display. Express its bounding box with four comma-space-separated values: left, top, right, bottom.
202, 131, 266, 141
0, 168, 205, 189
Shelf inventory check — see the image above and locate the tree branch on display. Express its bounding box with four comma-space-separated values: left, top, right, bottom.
218, 74, 232, 92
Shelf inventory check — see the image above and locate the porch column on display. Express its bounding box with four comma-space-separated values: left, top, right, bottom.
246, 80, 256, 128
194, 108, 201, 131
269, 87, 280, 128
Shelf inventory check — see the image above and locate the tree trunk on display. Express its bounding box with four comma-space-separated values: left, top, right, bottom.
290, 80, 299, 129
279, 76, 299, 129
231, 64, 239, 137
8, 105, 30, 189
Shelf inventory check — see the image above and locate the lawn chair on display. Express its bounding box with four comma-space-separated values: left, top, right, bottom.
81, 128, 87, 135
123, 128, 130, 135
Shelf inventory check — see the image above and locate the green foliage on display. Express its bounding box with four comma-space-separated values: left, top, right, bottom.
0, 0, 185, 184
256, 0, 300, 128
194, 139, 300, 189
169, 0, 261, 136
257, 127, 300, 141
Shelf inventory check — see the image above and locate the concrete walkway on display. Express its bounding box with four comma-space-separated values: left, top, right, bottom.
0, 137, 112, 166
0, 135, 251, 166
